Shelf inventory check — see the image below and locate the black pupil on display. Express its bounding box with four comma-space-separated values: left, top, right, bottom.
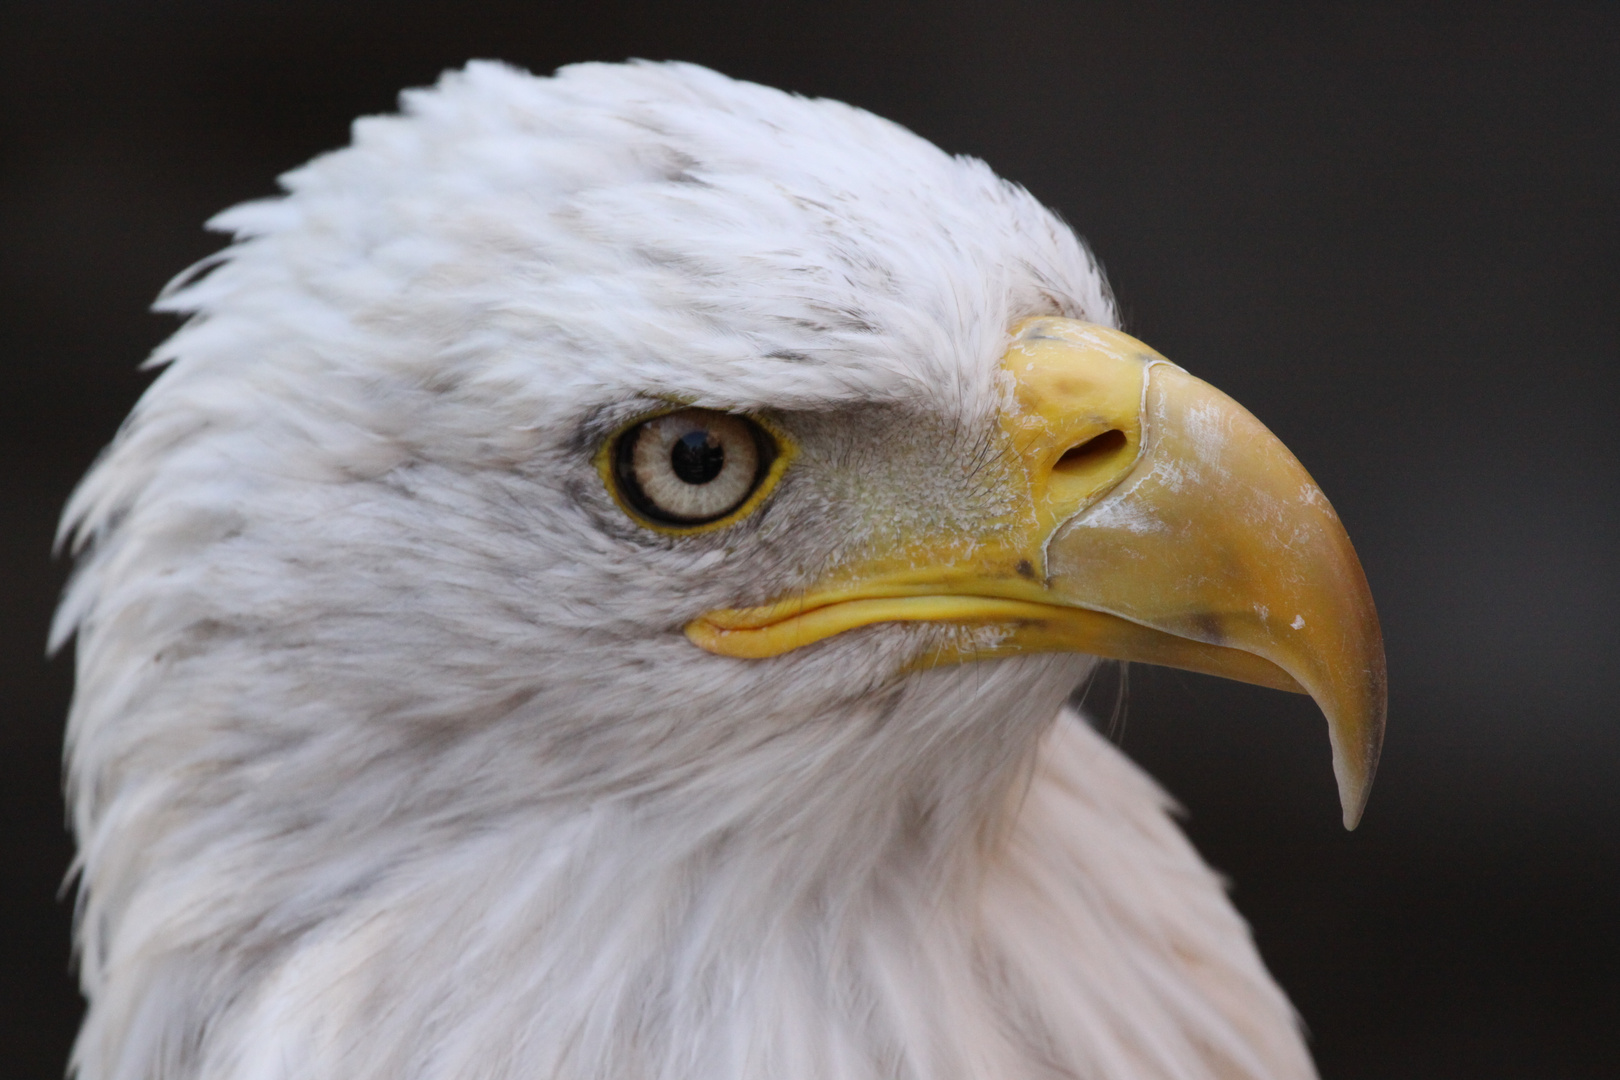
671, 429, 726, 484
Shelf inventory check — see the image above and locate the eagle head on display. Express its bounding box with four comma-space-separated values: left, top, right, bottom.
56, 61, 1383, 1080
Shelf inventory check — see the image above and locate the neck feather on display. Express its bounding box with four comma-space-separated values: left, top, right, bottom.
73, 656, 1314, 1080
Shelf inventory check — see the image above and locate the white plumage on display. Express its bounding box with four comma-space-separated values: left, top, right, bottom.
56, 61, 1319, 1080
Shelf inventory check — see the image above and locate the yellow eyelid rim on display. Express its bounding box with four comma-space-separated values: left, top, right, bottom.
595, 405, 799, 536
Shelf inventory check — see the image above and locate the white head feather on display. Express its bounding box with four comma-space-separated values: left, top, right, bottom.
55, 61, 1314, 1080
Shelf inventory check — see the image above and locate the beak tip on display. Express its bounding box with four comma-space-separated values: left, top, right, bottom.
1340, 793, 1367, 831
1332, 724, 1382, 831
1334, 760, 1370, 829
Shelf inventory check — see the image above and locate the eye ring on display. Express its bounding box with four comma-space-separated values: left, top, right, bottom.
607, 408, 784, 529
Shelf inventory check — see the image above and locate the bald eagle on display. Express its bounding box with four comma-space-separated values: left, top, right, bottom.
54, 61, 1384, 1080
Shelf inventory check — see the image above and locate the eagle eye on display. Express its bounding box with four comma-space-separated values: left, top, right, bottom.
611, 408, 778, 528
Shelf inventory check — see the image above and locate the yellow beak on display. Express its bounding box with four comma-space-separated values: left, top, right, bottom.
687, 318, 1386, 828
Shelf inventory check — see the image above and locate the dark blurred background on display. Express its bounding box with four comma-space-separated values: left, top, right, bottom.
2, 2, 1615, 1077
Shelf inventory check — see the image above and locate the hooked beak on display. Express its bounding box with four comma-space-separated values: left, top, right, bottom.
688, 318, 1386, 828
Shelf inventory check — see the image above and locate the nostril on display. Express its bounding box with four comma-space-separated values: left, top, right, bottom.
1054, 429, 1127, 474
